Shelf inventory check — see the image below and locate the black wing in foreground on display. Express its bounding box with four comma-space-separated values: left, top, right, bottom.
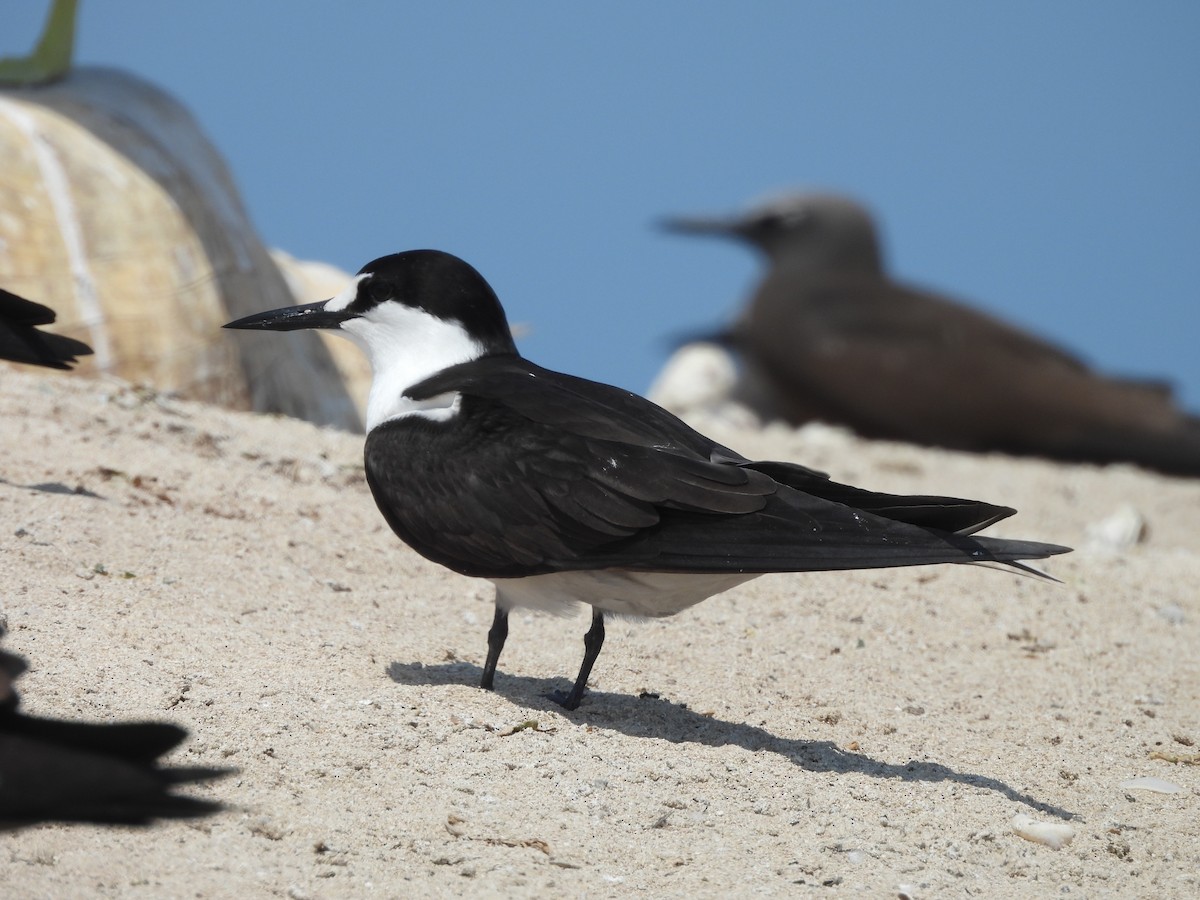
0, 288, 93, 370
0, 631, 230, 827
365, 356, 1067, 579
0, 726, 229, 827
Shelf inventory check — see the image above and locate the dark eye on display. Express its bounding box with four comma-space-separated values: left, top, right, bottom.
756, 209, 808, 232
365, 278, 392, 305
778, 209, 811, 229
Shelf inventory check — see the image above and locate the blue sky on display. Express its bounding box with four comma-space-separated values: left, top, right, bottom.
7, 2, 1199, 408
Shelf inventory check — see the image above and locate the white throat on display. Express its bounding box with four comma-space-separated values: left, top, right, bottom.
331, 293, 485, 430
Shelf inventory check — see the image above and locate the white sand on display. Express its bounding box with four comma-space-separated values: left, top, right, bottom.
2, 367, 1197, 898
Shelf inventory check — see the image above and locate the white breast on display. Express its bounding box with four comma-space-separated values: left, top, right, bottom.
333, 300, 484, 430
492, 569, 760, 619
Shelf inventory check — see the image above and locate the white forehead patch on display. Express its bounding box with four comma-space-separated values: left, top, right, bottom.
324, 273, 370, 313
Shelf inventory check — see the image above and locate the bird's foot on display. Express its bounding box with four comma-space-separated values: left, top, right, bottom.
547, 686, 586, 711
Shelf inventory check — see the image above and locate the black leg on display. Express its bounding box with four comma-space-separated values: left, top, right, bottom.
553, 608, 605, 711
480, 606, 508, 691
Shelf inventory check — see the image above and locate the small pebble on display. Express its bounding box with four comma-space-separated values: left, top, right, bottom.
1155, 604, 1185, 626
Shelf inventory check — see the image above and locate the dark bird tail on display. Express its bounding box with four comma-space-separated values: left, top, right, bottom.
1, 629, 231, 827
1, 715, 189, 763
0, 288, 93, 370
0, 729, 232, 826
633, 471, 1070, 576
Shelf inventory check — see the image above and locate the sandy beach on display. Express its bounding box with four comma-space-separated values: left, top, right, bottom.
2, 366, 1197, 898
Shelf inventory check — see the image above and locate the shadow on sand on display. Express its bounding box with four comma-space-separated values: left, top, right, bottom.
387, 659, 1075, 821
0, 477, 103, 498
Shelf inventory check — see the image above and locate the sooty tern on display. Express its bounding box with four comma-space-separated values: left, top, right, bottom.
0, 627, 229, 826
225, 249, 1070, 711
0, 288, 92, 370
664, 192, 1200, 477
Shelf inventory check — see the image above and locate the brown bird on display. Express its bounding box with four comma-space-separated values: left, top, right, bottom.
663, 192, 1200, 477
0, 287, 92, 370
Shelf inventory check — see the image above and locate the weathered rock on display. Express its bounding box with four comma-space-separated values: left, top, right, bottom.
0, 66, 359, 430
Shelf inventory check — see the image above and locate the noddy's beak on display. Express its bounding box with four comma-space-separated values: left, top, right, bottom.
658, 214, 744, 238
223, 300, 356, 332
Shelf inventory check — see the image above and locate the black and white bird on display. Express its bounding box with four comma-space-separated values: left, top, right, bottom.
225, 249, 1069, 711
663, 192, 1200, 477
0, 287, 92, 370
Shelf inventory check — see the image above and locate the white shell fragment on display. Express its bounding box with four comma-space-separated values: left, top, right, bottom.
1010, 814, 1076, 849
1119, 776, 1182, 794
1084, 504, 1147, 552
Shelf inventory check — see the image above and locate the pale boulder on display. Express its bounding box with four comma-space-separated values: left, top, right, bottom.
0, 67, 359, 430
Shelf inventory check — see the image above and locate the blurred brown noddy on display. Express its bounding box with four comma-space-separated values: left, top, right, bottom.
664, 192, 1200, 476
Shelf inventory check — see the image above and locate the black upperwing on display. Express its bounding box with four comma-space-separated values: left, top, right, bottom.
0, 288, 93, 370
363, 355, 1067, 580
410, 356, 1017, 533
414, 355, 748, 459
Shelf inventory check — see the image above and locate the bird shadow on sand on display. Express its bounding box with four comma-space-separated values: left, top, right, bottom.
387, 659, 1075, 821
0, 477, 103, 498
